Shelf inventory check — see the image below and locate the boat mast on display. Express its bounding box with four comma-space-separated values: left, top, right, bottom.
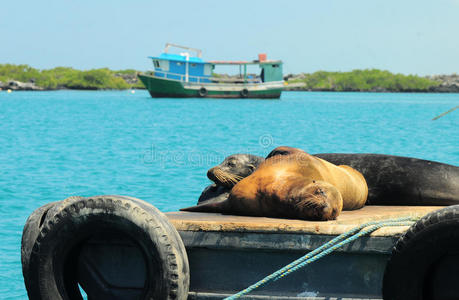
243, 64, 247, 83
183, 52, 189, 83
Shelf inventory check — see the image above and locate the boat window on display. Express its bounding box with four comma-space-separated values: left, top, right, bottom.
154, 60, 160, 68
177, 62, 183, 66
191, 63, 197, 67
272, 64, 279, 68
158, 60, 169, 71
204, 64, 212, 76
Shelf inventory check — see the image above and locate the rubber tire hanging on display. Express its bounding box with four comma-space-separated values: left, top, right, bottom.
23, 195, 190, 300
383, 205, 459, 300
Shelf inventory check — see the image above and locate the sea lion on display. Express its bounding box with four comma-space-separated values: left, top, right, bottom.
183, 147, 368, 221
198, 154, 264, 204
314, 153, 459, 206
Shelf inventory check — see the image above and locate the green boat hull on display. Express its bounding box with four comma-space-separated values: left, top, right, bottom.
138, 74, 282, 99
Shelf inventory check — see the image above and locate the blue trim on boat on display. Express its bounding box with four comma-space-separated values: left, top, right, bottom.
148, 53, 205, 63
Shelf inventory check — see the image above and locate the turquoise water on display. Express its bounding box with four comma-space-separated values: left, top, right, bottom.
0, 90, 458, 298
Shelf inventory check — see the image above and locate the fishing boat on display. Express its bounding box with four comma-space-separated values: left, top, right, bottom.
137, 43, 284, 99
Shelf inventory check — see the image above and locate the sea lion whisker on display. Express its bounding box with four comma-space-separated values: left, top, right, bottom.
216, 169, 227, 179
218, 175, 229, 184
303, 201, 317, 208
227, 176, 239, 184
214, 171, 227, 184
228, 177, 241, 184
213, 170, 221, 181
224, 171, 241, 181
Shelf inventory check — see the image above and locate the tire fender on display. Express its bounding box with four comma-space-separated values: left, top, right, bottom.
198, 87, 207, 97
383, 205, 459, 300
25, 195, 189, 300
21, 201, 60, 286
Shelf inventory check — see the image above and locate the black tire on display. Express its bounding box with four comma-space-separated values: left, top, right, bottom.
383, 205, 459, 300
240, 88, 249, 98
21, 201, 60, 286
26, 195, 189, 300
40, 196, 85, 225
198, 87, 207, 97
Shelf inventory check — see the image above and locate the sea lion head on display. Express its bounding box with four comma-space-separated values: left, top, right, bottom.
266, 146, 306, 159
207, 154, 264, 188
289, 180, 343, 221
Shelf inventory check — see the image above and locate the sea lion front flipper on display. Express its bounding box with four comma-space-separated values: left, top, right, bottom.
197, 184, 230, 204
180, 198, 231, 214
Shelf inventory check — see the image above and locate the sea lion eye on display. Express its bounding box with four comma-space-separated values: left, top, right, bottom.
227, 161, 236, 167
315, 188, 325, 196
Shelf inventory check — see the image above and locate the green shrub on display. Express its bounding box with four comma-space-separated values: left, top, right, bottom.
0, 64, 136, 90
298, 69, 439, 92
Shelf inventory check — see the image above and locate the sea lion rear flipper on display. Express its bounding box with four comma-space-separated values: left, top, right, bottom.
180, 198, 230, 214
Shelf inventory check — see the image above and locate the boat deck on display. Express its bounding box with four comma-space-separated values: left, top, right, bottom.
166, 206, 442, 300
167, 206, 439, 236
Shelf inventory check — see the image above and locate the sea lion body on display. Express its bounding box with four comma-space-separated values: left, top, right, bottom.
185, 147, 368, 221
314, 153, 459, 205
198, 154, 264, 204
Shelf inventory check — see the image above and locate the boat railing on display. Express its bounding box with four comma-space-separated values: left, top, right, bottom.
149, 70, 262, 84
164, 43, 202, 58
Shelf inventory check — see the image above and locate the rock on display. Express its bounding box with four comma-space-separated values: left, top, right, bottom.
428, 74, 459, 93
284, 73, 306, 82
114, 73, 140, 85
4, 80, 43, 91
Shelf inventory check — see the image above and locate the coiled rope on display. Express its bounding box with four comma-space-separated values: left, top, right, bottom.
224, 216, 418, 300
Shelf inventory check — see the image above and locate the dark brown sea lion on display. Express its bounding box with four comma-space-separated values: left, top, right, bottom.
197, 154, 264, 204
314, 153, 459, 206
183, 147, 368, 221
269, 147, 459, 206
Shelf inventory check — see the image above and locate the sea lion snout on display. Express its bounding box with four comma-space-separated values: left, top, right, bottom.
207, 167, 218, 182
207, 166, 243, 188
206, 166, 232, 187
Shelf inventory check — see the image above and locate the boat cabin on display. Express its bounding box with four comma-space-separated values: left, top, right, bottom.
150, 53, 212, 83
148, 43, 283, 84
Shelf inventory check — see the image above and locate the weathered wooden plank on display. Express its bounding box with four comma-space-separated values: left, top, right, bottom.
166, 206, 442, 236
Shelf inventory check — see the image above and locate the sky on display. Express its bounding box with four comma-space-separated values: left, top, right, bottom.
1, 0, 458, 75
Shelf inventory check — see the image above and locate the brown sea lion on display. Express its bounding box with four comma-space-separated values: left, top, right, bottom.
182, 146, 368, 221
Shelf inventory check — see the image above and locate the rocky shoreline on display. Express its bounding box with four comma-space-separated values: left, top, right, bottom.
424, 74, 459, 93
0, 80, 44, 91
